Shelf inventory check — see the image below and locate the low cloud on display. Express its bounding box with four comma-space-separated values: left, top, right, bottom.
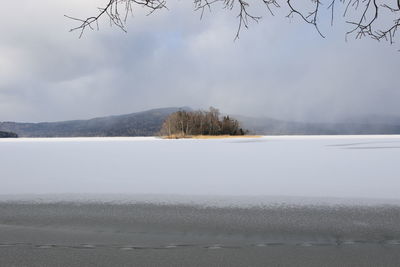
0, 1, 398, 122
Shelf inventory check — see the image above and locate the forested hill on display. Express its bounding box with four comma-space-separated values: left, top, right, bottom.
0, 131, 18, 138
0, 107, 190, 137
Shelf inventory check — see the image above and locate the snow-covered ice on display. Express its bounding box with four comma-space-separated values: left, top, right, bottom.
1, 135, 400, 200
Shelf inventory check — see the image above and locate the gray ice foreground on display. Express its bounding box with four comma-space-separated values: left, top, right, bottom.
1, 136, 400, 266
1, 199, 400, 266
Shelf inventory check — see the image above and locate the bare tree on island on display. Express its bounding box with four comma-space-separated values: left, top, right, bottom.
159, 107, 246, 137
67, 0, 400, 45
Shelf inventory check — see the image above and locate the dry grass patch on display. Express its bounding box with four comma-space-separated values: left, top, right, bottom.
162, 135, 262, 139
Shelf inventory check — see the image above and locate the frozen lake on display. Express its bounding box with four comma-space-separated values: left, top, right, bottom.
2, 135, 400, 266
1, 135, 400, 201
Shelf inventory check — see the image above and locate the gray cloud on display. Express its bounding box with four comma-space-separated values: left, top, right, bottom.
0, 0, 399, 122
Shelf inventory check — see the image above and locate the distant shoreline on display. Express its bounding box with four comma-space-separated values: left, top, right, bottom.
1, 135, 400, 142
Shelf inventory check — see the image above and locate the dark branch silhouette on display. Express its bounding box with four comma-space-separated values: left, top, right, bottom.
65, 0, 167, 38
67, 0, 400, 45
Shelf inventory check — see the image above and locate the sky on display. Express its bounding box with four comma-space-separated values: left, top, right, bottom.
0, 0, 399, 123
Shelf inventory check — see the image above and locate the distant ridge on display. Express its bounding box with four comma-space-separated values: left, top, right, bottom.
0, 107, 190, 137
1, 107, 400, 137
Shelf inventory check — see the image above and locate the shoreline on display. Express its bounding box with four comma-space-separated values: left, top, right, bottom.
1, 134, 400, 142
2, 194, 400, 207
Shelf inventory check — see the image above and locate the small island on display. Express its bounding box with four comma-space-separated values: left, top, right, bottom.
159, 107, 252, 139
0, 131, 18, 138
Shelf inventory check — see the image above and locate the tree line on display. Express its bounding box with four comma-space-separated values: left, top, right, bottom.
159, 107, 247, 137
0, 131, 18, 138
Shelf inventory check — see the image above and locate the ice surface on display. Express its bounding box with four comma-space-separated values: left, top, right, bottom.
1, 135, 400, 201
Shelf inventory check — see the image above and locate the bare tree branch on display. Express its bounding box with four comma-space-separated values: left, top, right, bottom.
66, 0, 166, 38
67, 0, 400, 46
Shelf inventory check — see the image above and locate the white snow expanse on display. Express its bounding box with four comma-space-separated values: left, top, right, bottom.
1, 135, 400, 200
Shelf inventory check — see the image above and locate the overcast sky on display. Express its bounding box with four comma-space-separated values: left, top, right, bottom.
0, 0, 399, 123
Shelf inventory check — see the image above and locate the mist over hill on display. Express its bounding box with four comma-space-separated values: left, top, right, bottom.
0, 107, 190, 137
237, 115, 400, 135
1, 107, 400, 137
